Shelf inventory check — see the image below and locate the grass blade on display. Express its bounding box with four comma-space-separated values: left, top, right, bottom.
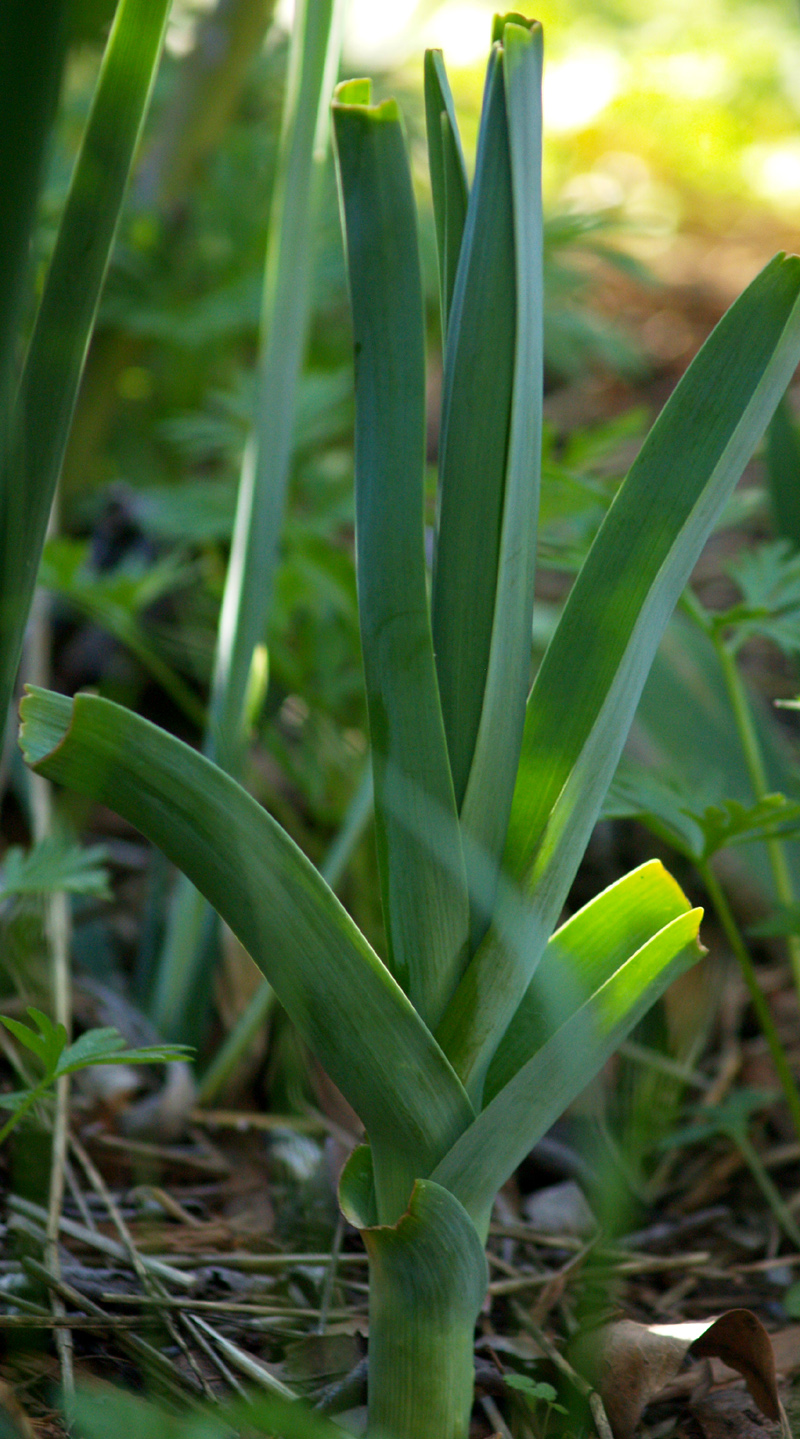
0, 0, 171, 727
20, 687, 474, 1224
434, 909, 704, 1230
333, 83, 469, 1029
439, 252, 800, 1097
424, 49, 468, 338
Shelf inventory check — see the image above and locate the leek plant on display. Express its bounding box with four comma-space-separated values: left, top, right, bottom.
18, 16, 800, 1437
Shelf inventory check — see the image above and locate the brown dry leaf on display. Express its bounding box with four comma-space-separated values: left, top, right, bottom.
690, 1310, 779, 1420
570, 1308, 780, 1439
571, 1319, 691, 1439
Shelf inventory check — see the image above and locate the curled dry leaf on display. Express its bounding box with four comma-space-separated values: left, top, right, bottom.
570, 1307, 780, 1439
690, 1309, 779, 1421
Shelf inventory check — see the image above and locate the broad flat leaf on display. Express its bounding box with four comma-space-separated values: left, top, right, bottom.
20, 687, 474, 1225
340, 1151, 487, 1438
424, 48, 468, 336
459, 18, 544, 954
333, 82, 469, 1031
438, 252, 800, 1097
150, 0, 344, 1042
433, 908, 703, 1229
484, 859, 694, 1101
0, 0, 171, 726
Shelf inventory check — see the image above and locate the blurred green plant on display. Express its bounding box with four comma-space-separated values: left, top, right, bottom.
0, 0, 172, 730
605, 515, 800, 1147
148, 0, 345, 1046
0, 1005, 189, 1146
505, 1375, 568, 1438
18, 16, 800, 1436
662, 1087, 800, 1248
71, 1383, 368, 1439
0, 832, 110, 904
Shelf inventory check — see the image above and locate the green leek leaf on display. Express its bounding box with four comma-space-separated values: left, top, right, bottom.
431, 45, 516, 813
434, 908, 704, 1229
333, 82, 469, 1030
766, 393, 800, 550
20, 687, 474, 1224
484, 859, 692, 1100
424, 49, 468, 337
439, 252, 800, 1097
458, 18, 543, 950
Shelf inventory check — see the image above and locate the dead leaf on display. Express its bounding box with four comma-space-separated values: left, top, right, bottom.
570, 1308, 780, 1439
690, 1309, 779, 1420
571, 1318, 691, 1439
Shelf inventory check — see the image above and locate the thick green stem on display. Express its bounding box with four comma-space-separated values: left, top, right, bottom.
699, 861, 800, 1140
366, 1245, 480, 1439
339, 1152, 487, 1439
